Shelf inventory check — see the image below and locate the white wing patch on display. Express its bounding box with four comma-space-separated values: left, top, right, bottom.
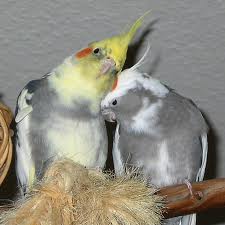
157, 141, 173, 185
15, 88, 34, 190
15, 106, 33, 123
15, 89, 33, 123
16, 114, 33, 188
130, 99, 162, 135
112, 124, 124, 175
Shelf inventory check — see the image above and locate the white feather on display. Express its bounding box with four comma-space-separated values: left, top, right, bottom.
156, 141, 172, 185
101, 70, 169, 110
197, 133, 208, 182
129, 98, 162, 136
129, 42, 151, 71
15, 89, 33, 123
112, 124, 124, 175
15, 88, 34, 189
15, 106, 33, 123
16, 115, 33, 187
46, 115, 107, 168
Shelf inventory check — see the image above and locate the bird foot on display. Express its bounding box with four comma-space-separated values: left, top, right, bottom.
184, 179, 194, 197
184, 179, 204, 200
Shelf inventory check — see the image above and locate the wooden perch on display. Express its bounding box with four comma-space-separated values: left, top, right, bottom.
158, 178, 225, 218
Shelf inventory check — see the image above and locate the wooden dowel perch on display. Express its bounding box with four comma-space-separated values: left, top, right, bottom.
158, 178, 225, 218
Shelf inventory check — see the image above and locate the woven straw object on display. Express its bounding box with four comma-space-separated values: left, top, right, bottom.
0, 159, 163, 225
0, 102, 13, 185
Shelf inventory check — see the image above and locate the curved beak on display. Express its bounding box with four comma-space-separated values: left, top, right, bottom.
100, 57, 116, 75
101, 108, 117, 122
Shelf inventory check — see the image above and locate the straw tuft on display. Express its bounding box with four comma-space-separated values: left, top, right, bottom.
0, 159, 163, 225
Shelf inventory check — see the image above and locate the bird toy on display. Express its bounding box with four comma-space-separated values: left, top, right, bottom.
0, 102, 13, 185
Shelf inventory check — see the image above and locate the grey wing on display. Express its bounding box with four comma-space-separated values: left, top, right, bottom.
183, 96, 208, 181
181, 96, 208, 225
15, 79, 42, 191
174, 96, 208, 225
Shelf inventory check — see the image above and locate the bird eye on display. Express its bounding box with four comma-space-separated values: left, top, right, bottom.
93, 48, 100, 55
112, 99, 117, 106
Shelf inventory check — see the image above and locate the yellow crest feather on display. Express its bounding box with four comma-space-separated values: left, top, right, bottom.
122, 10, 151, 45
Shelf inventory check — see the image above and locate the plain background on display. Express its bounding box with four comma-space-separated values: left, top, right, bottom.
0, 0, 225, 224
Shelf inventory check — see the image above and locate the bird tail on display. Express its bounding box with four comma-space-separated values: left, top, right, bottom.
180, 214, 196, 225
196, 133, 208, 182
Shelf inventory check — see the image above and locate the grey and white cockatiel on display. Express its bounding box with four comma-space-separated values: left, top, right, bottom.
101, 54, 208, 225
14, 16, 145, 194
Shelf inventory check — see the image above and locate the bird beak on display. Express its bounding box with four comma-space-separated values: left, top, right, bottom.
100, 57, 116, 75
101, 108, 117, 122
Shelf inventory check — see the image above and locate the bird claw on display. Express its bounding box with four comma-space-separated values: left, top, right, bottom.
184, 179, 194, 198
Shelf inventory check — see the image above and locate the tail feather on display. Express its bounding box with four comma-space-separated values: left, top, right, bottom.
197, 133, 208, 182
180, 133, 208, 225
180, 214, 196, 225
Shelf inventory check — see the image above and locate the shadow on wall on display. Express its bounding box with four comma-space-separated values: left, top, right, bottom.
200, 111, 220, 180
197, 111, 225, 225
0, 93, 5, 104
124, 19, 159, 70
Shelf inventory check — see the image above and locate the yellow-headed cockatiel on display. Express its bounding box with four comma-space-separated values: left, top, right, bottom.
15, 14, 147, 193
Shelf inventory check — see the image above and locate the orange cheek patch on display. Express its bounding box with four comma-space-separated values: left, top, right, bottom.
112, 77, 118, 91
75, 47, 92, 59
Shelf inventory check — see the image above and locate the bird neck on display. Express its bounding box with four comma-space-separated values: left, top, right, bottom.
48, 63, 104, 114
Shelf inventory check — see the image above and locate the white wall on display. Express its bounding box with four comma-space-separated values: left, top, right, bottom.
0, 1, 225, 224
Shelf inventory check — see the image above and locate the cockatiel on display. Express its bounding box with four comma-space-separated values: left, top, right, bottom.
15, 15, 146, 193
101, 52, 208, 225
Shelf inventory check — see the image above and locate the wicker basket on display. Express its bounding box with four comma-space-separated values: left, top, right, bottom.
0, 103, 13, 185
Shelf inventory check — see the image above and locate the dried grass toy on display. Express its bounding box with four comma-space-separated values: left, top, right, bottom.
0, 102, 13, 185
0, 159, 163, 225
